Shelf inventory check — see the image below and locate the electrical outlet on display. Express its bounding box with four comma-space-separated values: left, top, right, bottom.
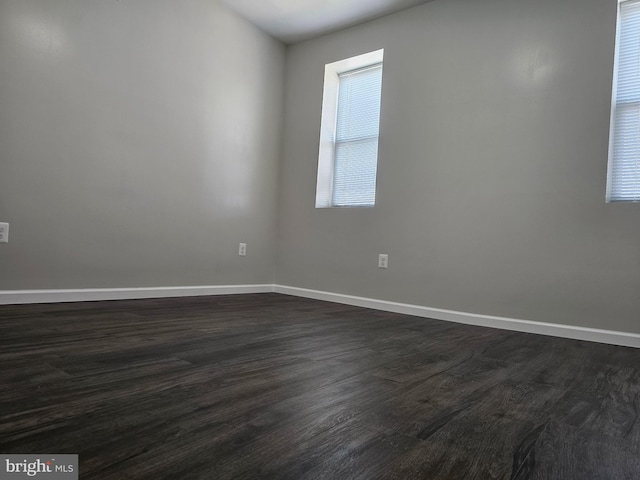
238, 243, 247, 256
0, 223, 8, 243
378, 253, 388, 269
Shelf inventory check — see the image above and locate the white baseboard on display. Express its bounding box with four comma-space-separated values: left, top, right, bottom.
273, 285, 640, 349
0, 284, 274, 305
3, 283, 638, 349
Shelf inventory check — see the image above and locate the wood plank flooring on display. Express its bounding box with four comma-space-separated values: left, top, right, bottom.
1, 293, 640, 479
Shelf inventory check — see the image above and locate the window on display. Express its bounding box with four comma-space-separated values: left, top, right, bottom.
316, 50, 384, 208
608, 0, 640, 202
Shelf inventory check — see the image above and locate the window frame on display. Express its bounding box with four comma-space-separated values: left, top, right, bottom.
315, 49, 384, 208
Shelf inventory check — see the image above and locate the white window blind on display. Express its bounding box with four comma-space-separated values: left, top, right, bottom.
609, 0, 640, 202
332, 63, 383, 207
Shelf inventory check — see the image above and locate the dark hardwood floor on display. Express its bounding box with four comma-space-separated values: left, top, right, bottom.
1, 293, 639, 479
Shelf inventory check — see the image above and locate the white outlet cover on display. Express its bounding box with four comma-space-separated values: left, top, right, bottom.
0, 223, 8, 243
378, 253, 388, 268
239, 243, 247, 256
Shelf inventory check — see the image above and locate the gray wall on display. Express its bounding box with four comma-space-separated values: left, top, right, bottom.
0, 0, 284, 288
2, 0, 638, 335
277, 0, 640, 332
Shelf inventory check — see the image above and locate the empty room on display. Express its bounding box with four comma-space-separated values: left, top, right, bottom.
1, 0, 640, 478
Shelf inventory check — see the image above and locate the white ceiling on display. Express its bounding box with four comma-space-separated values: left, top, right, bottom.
220, 0, 433, 44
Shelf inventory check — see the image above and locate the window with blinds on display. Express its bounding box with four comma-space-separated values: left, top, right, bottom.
333, 64, 383, 206
608, 0, 640, 202
316, 50, 384, 208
